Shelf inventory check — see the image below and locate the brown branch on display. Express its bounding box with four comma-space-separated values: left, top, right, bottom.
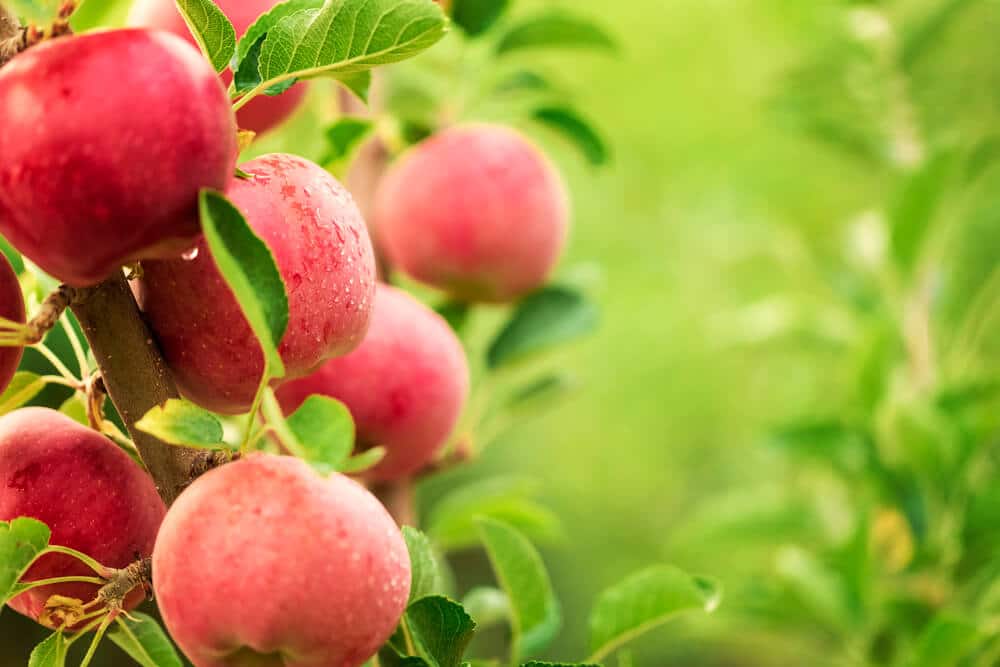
69, 274, 201, 506
0, 3, 25, 68
0, 1, 74, 68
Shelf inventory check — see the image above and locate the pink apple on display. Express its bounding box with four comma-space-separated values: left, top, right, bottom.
0, 253, 24, 394
375, 124, 570, 303
129, 0, 308, 135
0, 29, 237, 286
0, 408, 166, 626
136, 154, 376, 414
277, 284, 469, 481
153, 454, 410, 667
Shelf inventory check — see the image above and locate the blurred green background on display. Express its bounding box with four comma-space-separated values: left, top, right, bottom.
3, 0, 1000, 665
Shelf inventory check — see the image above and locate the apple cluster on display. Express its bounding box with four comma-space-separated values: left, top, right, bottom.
0, 0, 573, 664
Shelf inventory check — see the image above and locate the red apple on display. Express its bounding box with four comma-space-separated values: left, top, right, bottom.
375, 124, 569, 303
0, 29, 237, 287
278, 284, 469, 481
153, 454, 410, 667
0, 408, 166, 626
0, 253, 25, 394
137, 154, 376, 414
129, 0, 307, 135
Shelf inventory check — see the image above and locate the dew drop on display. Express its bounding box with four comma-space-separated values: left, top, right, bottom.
181, 246, 200, 261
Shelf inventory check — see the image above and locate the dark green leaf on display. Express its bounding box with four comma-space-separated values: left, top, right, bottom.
0, 372, 46, 416
404, 527, 445, 604
488, 286, 599, 369
174, 0, 237, 72
108, 613, 184, 667
28, 632, 66, 667
533, 107, 609, 165
379, 646, 431, 667
135, 399, 228, 449
436, 300, 470, 333
908, 614, 979, 667
199, 190, 288, 378
889, 152, 954, 274
451, 0, 509, 36
477, 518, 560, 658
399, 596, 476, 667
0, 517, 50, 608
322, 117, 374, 166
588, 565, 721, 662
286, 395, 355, 472
233, 34, 266, 95
936, 377, 1000, 412
235, 0, 324, 64
496, 11, 616, 55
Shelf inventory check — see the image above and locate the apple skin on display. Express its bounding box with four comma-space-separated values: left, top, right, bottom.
0, 408, 166, 627
277, 284, 469, 481
136, 154, 376, 414
374, 124, 569, 303
0, 253, 25, 394
0, 29, 237, 287
129, 0, 307, 135
153, 454, 410, 667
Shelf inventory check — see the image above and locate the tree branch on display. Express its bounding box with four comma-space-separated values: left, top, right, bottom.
69, 274, 202, 505
0, 3, 26, 68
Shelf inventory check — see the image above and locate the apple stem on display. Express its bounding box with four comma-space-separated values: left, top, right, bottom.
69, 273, 203, 505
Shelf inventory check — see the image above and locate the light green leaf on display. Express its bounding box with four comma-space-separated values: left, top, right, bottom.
199, 190, 288, 378
889, 152, 955, 275
533, 106, 609, 166
588, 565, 721, 663
901, 0, 977, 71
0, 517, 50, 608
496, 11, 616, 55
477, 518, 560, 659
504, 374, 576, 417
451, 0, 509, 36
28, 632, 66, 667
397, 596, 476, 667
286, 395, 355, 472
0, 371, 46, 416
58, 395, 88, 426
135, 399, 229, 449
462, 587, 510, 629
427, 477, 562, 551
322, 116, 374, 166
908, 614, 979, 667
108, 613, 184, 667
235, 0, 324, 63
335, 71, 372, 103
521, 664, 599, 667
174, 0, 237, 72
338, 446, 386, 473
404, 527, 445, 604
488, 286, 599, 370
238, 0, 447, 106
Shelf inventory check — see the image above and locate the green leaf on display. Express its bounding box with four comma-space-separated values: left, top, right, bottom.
462, 587, 510, 629
404, 527, 445, 604
199, 190, 288, 378
477, 518, 560, 659
338, 446, 386, 473
108, 613, 184, 667
0, 371, 46, 416
0, 517, 50, 608
28, 632, 67, 667
240, 0, 447, 103
588, 565, 721, 663
451, 0, 509, 36
521, 664, 599, 667
935, 376, 1000, 412
533, 106, 609, 166
286, 395, 355, 472
135, 399, 229, 449
379, 649, 432, 667
398, 596, 476, 667
889, 152, 954, 275
427, 477, 562, 551
504, 373, 576, 417
174, 0, 237, 72
58, 395, 88, 426
496, 11, 616, 55
235, 0, 324, 64
322, 117, 374, 166
908, 614, 979, 667
495, 70, 554, 95
488, 286, 599, 370
901, 0, 977, 71
335, 71, 372, 103
436, 300, 470, 334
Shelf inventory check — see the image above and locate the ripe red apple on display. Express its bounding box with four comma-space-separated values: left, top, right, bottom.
154, 454, 410, 667
129, 0, 307, 135
136, 154, 376, 414
0, 253, 25, 394
0, 29, 237, 287
375, 124, 569, 303
0, 408, 166, 626
278, 284, 469, 481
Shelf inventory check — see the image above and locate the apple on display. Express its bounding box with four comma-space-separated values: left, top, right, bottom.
153, 454, 410, 667
129, 0, 307, 135
0, 408, 166, 626
136, 154, 376, 414
0, 29, 237, 287
277, 284, 469, 481
0, 253, 25, 394
375, 124, 569, 303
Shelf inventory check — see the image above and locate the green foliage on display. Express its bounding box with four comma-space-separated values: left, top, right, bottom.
322, 116, 374, 166
907, 614, 979, 667
0, 372, 46, 416
392, 596, 477, 667
404, 527, 446, 604
107, 613, 183, 667
199, 190, 289, 378
488, 286, 599, 369
0, 517, 49, 609
477, 518, 560, 659
532, 107, 609, 166
495, 11, 617, 55
27, 632, 66, 667
451, 0, 509, 37
174, 0, 237, 72
888, 151, 954, 274
135, 399, 227, 449
285, 395, 355, 472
